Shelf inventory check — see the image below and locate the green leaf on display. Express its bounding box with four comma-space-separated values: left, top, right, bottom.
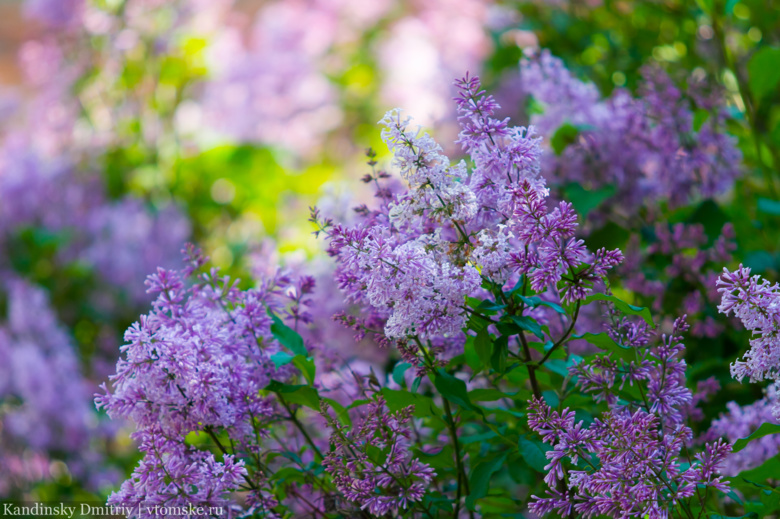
509, 315, 544, 339
748, 47, 780, 101
322, 397, 351, 427
739, 456, 780, 482
266, 381, 320, 410
733, 423, 780, 453
466, 451, 509, 510
758, 198, 780, 216
433, 369, 482, 414
573, 332, 635, 362
562, 183, 616, 218
270, 351, 294, 369
292, 355, 316, 385
582, 293, 655, 328
519, 295, 566, 314
518, 437, 550, 472
475, 328, 494, 370
392, 362, 411, 386
491, 336, 509, 373
693, 109, 711, 132
550, 123, 580, 155
381, 388, 441, 419
270, 313, 308, 357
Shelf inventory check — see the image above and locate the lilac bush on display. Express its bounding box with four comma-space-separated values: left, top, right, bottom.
94, 76, 764, 518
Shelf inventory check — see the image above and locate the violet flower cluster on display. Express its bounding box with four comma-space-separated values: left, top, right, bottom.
322, 397, 435, 515
514, 50, 741, 214
96, 247, 292, 513
530, 317, 731, 518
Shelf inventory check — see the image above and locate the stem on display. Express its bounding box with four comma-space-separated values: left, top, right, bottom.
443, 399, 472, 519
276, 393, 324, 460
518, 332, 542, 398
538, 301, 581, 366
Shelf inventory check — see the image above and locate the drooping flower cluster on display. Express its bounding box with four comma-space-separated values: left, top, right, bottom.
530, 317, 731, 517
322, 397, 435, 516
717, 266, 780, 415
514, 50, 741, 214
95, 247, 296, 513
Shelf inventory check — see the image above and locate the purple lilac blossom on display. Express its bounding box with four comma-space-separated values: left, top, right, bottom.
96, 247, 296, 514
530, 317, 731, 517
514, 50, 741, 214
322, 397, 435, 515
316, 74, 622, 374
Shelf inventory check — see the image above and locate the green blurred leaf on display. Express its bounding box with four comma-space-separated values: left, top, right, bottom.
551, 123, 580, 155
475, 328, 494, 371
748, 47, 780, 101
562, 183, 616, 218
757, 198, 780, 216
582, 293, 654, 328
392, 362, 412, 386
266, 381, 320, 410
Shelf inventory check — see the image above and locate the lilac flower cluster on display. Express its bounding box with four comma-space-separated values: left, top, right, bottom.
530, 317, 731, 517
316, 76, 622, 371
322, 397, 435, 515
718, 266, 780, 415
515, 50, 741, 213
96, 248, 295, 513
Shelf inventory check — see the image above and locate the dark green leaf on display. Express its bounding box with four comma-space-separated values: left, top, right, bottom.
466, 451, 509, 510
509, 315, 544, 339
551, 123, 580, 155
491, 335, 508, 373
518, 437, 550, 473
563, 183, 616, 218
433, 369, 482, 414
392, 362, 412, 386
381, 388, 441, 419
292, 355, 316, 385
758, 198, 780, 216
475, 328, 494, 370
